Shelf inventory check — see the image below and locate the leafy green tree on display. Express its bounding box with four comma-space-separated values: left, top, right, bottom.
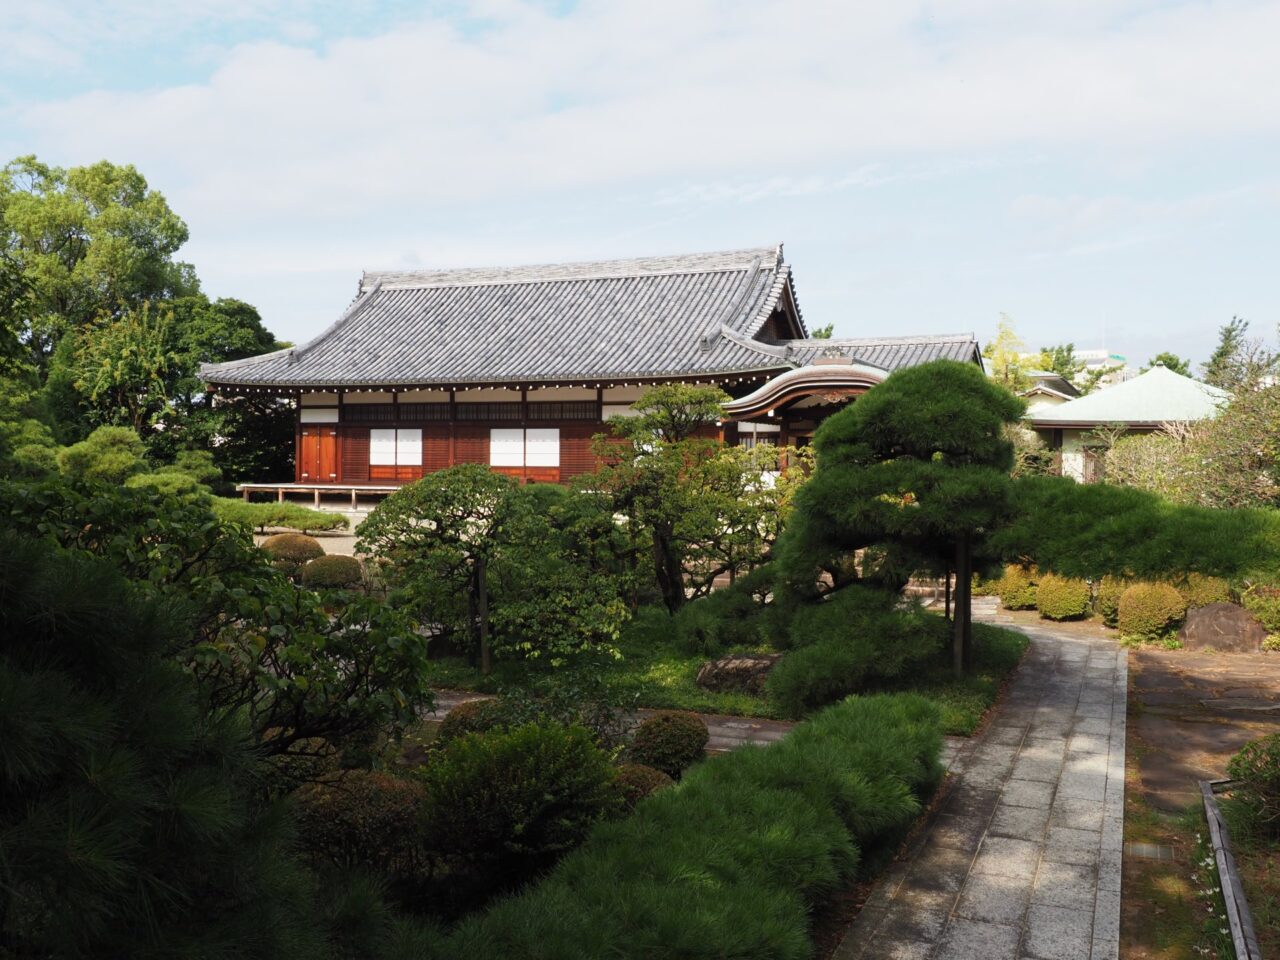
589, 384, 801, 612
357, 465, 628, 673
1144, 351, 1191, 376
982, 314, 1031, 392
0, 156, 198, 365
1200, 315, 1277, 390
809, 323, 834, 339
0, 532, 328, 958
778, 360, 1025, 675
71, 302, 180, 432
1036, 343, 1085, 381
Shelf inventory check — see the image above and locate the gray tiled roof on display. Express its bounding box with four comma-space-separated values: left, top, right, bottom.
200, 246, 981, 390
783, 334, 982, 370
202, 246, 800, 388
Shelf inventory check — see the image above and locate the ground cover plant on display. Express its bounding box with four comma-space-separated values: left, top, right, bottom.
444, 693, 944, 959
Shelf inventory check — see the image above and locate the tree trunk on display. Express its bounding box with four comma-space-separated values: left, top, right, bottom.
944, 563, 952, 622
477, 554, 491, 676
952, 536, 973, 678
653, 526, 685, 613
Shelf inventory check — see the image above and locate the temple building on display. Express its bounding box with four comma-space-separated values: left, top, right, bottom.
200, 245, 981, 500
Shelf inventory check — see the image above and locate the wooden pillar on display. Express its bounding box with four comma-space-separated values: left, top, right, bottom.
448, 389, 457, 467
277, 488, 285, 503
351, 488, 358, 509
314, 488, 320, 508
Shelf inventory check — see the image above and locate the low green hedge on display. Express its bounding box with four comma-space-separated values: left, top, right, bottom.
1034, 573, 1091, 621
446, 693, 942, 959
1177, 573, 1233, 610
212, 497, 349, 533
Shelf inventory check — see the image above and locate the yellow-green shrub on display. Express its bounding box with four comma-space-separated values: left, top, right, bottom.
1034, 573, 1091, 621
1177, 573, 1232, 610
261, 532, 324, 576
998, 565, 1037, 610
301, 554, 363, 589
1117, 582, 1187, 641
1095, 575, 1127, 628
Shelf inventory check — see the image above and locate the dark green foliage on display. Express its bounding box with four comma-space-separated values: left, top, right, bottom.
671, 565, 776, 655
995, 474, 1280, 581
766, 586, 948, 718
436, 699, 512, 745
1226, 733, 1280, 834
998, 564, 1038, 610
1117, 582, 1187, 640
614, 763, 674, 810
1177, 573, 1233, 609
446, 693, 942, 959
1095, 575, 1127, 627
1, 480, 433, 769
359, 465, 629, 670
293, 771, 429, 878
303, 554, 364, 589
776, 360, 1024, 677
1034, 572, 1091, 621
0, 533, 326, 957
626, 710, 709, 778
418, 723, 621, 883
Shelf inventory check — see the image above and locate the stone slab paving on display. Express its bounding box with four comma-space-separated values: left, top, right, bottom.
834, 618, 1126, 960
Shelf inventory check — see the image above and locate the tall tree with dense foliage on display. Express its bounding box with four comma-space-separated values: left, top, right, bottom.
1036, 342, 1085, 381
778, 360, 1025, 675
0, 156, 197, 365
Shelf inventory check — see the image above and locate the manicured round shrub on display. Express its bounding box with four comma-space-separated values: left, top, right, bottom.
1034, 573, 1091, 621
301, 554, 364, 589
1095, 575, 1127, 628
1226, 733, 1280, 834
1117, 582, 1188, 641
418, 723, 620, 878
997, 564, 1037, 610
436, 698, 512, 745
262, 531, 325, 562
293, 770, 429, 878
613, 763, 674, 810
626, 711, 709, 779
1177, 573, 1233, 610
261, 532, 324, 576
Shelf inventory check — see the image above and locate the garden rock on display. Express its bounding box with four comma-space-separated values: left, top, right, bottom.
1178, 602, 1268, 653
695, 653, 783, 694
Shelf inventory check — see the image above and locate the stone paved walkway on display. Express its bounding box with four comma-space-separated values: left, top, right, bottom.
834, 618, 1127, 960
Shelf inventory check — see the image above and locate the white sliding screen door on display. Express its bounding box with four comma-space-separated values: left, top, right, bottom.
525, 428, 560, 467
489, 428, 525, 467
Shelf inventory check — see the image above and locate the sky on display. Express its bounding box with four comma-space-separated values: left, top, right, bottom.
2, 0, 1278, 367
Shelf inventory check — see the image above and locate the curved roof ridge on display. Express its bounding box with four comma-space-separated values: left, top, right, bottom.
360, 246, 778, 292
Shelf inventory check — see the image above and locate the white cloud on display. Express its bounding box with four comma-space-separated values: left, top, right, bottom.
5, 0, 1280, 353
